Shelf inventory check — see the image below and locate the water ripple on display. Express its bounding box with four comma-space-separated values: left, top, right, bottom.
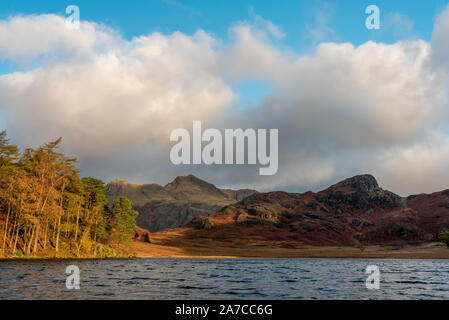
1, 258, 449, 299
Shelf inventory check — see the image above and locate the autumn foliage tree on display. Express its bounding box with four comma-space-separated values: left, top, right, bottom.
0, 131, 138, 257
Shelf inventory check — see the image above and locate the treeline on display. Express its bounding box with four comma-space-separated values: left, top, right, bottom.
0, 131, 138, 258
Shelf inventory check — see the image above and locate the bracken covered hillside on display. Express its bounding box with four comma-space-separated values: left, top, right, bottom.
184, 175, 449, 246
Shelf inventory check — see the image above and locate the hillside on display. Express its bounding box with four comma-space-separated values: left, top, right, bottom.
106, 175, 257, 232
136, 175, 449, 257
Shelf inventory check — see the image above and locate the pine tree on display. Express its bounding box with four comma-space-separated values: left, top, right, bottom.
0, 131, 129, 257
111, 197, 139, 247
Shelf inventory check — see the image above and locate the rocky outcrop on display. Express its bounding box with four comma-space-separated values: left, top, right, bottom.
223, 189, 259, 201
191, 216, 214, 230
320, 174, 403, 209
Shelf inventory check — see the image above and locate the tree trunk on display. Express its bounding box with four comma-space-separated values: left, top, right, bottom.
33, 224, 40, 253
43, 220, 48, 249
53, 218, 57, 242
2, 194, 13, 249
65, 210, 70, 238
74, 202, 81, 241
26, 227, 35, 255
12, 226, 19, 254
9, 216, 17, 249
55, 215, 61, 253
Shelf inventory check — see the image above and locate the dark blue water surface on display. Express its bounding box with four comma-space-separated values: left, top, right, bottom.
1, 258, 449, 299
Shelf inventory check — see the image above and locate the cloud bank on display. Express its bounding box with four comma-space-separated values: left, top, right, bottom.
1, 6, 449, 195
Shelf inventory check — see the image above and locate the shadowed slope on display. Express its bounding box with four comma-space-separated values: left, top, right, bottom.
106, 175, 257, 232
154, 175, 449, 249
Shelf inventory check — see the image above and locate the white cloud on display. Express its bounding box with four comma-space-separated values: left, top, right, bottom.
368, 134, 449, 196
0, 14, 119, 62
383, 12, 414, 38
1, 6, 449, 195
0, 23, 233, 156
432, 5, 449, 73
305, 2, 337, 42
248, 8, 286, 40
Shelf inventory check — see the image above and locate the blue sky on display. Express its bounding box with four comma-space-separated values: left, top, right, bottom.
0, 0, 447, 44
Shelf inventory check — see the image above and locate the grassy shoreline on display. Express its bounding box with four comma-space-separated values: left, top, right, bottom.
0, 246, 136, 260
2, 241, 449, 260
131, 240, 449, 259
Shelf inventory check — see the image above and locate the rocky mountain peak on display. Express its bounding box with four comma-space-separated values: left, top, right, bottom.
108, 179, 130, 185
168, 174, 206, 186
164, 174, 222, 193
335, 174, 380, 193
320, 174, 401, 209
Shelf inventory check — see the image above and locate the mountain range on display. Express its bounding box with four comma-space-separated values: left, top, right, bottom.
181, 174, 449, 246
109, 173, 449, 249
106, 175, 257, 232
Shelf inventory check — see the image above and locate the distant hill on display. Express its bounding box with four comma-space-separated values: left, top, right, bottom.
174, 174, 449, 247
106, 175, 257, 232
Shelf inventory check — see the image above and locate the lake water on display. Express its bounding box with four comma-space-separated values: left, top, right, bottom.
1, 258, 449, 299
